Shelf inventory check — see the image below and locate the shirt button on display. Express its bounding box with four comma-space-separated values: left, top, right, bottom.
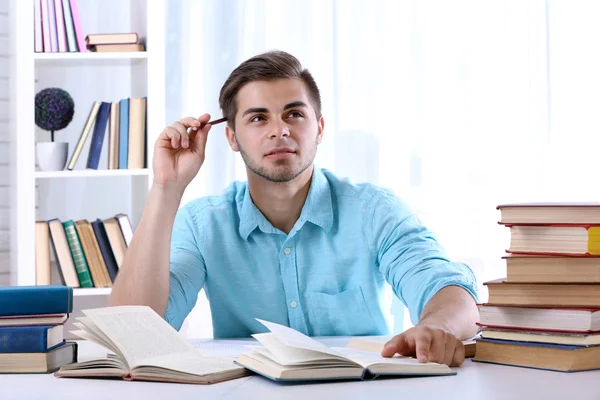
290, 300, 297, 308
284, 247, 291, 255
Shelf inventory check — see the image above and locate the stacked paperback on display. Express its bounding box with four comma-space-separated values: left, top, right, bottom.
474, 202, 600, 372
0, 286, 77, 373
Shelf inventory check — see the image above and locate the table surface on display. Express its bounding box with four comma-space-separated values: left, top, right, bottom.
2, 338, 600, 400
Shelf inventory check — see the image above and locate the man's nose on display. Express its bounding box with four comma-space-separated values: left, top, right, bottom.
268, 120, 290, 139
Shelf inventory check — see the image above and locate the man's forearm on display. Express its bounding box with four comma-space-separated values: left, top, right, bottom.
109, 184, 182, 316
417, 285, 479, 339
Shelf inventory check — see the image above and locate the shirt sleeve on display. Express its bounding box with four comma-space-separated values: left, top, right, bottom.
164, 203, 207, 331
367, 190, 480, 326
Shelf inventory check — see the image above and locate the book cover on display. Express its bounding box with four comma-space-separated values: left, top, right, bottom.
68, 0, 87, 52
91, 219, 119, 282
47, 219, 80, 288
127, 98, 146, 169
67, 101, 100, 170
86, 101, 111, 170
53, 0, 67, 52
61, 0, 77, 52
108, 102, 120, 169
0, 285, 73, 317
62, 220, 93, 287
0, 342, 77, 374
46, 0, 58, 52
40, 0, 51, 52
74, 220, 112, 288
0, 325, 65, 353
35, 221, 51, 285
118, 98, 129, 169
34, 0, 43, 52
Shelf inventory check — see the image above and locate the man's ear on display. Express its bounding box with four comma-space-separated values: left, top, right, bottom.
225, 125, 240, 152
317, 116, 325, 144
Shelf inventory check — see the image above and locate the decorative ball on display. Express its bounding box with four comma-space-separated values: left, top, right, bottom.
34, 88, 75, 131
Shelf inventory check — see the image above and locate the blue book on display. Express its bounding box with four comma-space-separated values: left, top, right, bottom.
0, 325, 65, 353
0, 285, 73, 317
91, 219, 119, 282
118, 98, 130, 169
86, 101, 111, 169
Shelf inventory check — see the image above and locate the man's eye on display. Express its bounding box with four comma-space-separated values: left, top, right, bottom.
288, 111, 304, 118
250, 115, 265, 122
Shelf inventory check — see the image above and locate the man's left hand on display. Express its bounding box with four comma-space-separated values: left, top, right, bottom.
380, 325, 465, 367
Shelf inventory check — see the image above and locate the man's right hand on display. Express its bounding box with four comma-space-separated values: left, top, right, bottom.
152, 113, 213, 195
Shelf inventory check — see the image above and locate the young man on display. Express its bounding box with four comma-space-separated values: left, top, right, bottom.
110, 50, 479, 367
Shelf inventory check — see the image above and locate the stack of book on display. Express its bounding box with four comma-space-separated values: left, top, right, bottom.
66, 98, 147, 171
0, 285, 77, 373
35, 214, 133, 288
85, 33, 145, 53
474, 202, 600, 372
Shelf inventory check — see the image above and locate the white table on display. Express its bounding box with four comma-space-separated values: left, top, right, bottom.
2, 339, 600, 400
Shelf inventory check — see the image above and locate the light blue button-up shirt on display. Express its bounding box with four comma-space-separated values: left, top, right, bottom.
165, 168, 479, 338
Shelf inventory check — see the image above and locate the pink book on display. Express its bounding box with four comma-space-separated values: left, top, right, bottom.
34, 0, 42, 52
54, 0, 67, 52
40, 0, 51, 52
68, 0, 87, 52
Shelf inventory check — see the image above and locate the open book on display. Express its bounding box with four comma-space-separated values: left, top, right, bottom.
347, 336, 477, 358
54, 306, 248, 384
234, 319, 455, 382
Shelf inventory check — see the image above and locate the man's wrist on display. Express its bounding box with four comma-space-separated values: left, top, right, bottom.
152, 181, 185, 202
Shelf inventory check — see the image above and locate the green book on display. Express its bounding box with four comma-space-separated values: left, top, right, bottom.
62, 220, 94, 287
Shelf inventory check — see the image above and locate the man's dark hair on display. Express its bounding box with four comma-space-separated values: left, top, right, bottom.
219, 50, 322, 130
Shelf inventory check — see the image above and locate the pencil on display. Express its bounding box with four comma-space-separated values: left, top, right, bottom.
192, 117, 227, 131
207, 117, 227, 126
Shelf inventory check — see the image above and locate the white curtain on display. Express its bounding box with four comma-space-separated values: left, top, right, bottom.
165, 0, 594, 338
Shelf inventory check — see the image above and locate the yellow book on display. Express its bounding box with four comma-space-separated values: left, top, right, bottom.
108, 102, 120, 169
67, 102, 101, 170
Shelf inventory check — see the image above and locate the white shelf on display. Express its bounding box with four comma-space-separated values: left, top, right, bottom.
34, 51, 148, 66
74, 288, 112, 296
35, 169, 150, 179
10, 0, 166, 288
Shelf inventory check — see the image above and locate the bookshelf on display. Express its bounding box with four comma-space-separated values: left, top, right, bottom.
8, 0, 166, 305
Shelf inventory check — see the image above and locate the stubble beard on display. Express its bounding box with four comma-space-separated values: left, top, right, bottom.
237, 133, 319, 183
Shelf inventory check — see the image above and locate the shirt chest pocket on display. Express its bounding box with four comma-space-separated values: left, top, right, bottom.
305, 286, 379, 337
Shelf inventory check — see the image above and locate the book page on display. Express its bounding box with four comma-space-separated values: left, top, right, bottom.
334, 347, 442, 369
256, 319, 344, 358
81, 306, 198, 367
252, 333, 353, 366
191, 339, 254, 359
346, 336, 390, 353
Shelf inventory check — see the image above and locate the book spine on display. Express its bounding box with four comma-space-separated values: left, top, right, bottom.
127, 98, 146, 169
62, 221, 94, 288
91, 220, 119, 282
46, 0, 58, 52
67, 101, 100, 170
86, 102, 111, 170
40, 0, 51, 52
68, 0, 87, 52
53, 0, 67, 52
0, 286, 73, 316
61, 0, 77, 52
0, 326, 62, 353
118, 98, 129, 169
34, 0, 43, 52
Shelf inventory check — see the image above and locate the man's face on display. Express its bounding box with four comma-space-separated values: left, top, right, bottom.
226, 78, 324, 183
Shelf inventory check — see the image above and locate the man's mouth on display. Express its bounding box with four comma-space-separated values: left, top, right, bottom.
265, 148, 296, 157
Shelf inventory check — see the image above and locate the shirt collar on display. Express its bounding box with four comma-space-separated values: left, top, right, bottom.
238, 167, 334, 240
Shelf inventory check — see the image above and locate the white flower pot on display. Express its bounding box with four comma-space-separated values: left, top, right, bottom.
36, 142, 69, 171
